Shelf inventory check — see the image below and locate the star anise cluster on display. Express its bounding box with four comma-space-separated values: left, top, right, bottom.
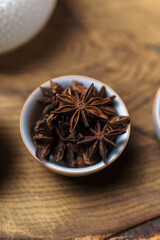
33, 80, 130, 168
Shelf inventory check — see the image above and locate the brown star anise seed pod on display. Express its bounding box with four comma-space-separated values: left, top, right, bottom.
65, 148, 77, 168
87, 95, 117, 117
98, 86, 107, 98
37, 81, 63, 116
72, 80, 86, 93
95, 86, 118, 116
45, 113, 58, 130
34, 119, 50, 135
63, 87, 72, 96
83, 150, 100, 166
34, 119, 53, 160
78, 121, 126, 162
92, 85, 107, 98
50, 81, 63, 94
108, 116, 130, 130
53, 84, 110, 132
52, 125, 78, 162
76, 154, 87, 168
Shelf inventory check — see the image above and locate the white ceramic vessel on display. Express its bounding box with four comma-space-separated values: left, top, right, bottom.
153, 88, 160, 140
0, 0, 57, 54
20, 75, 131, 177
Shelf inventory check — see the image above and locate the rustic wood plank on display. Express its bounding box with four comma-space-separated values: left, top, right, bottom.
0, 0, 160, 239
0, 219, 159, 239
75, 219, 160, 240
108, 218, 160, 240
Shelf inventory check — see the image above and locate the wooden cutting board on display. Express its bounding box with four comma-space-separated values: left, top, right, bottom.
0, 0, 160, 239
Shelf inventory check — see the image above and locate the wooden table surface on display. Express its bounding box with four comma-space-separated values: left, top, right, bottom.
0, 0, 160, 239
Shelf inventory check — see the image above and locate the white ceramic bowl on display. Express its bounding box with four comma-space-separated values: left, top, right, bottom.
0, 0, 57, 54
20, 75, 131, 177
153, 88, 160, 140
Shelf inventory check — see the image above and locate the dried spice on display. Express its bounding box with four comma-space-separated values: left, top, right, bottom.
108, 116, 130, 130
78, 121, 125, 163
72, 80, 86, 93
37, 81, 63, 116
33, 119, 53, 160
53, 84, 113, 132
33, 80, 130, 168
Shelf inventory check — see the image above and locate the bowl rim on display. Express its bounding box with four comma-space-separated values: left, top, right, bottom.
153, 87, 160, 131
20, 75, 131, 176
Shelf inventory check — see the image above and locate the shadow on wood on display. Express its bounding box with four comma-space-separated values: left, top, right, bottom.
0, 126, 16, 190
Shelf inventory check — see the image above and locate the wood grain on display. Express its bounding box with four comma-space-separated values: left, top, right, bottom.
109, 218, 160, 240
0, 0, 160, 239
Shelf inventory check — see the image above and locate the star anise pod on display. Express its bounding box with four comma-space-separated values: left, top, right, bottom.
58, 87, 72, 108
37, 81, 63, 116
92, 85, 108, 98
45, 113, 58, 130
52, 123, 82, 167
34, 119, 53, 160
99, 86, 118, 115
108, 116, 130, 130
53, 83, 112, 132
88, 94, 117, 117
92, 86, 117, 116
63, 87, 72, 96
83, 151, 100, 166
76, 154, 87, 168
72, 80, 86, 93
99, 104, 117, 116
98, 86, 107, 98
64, 148, 77, 168
78, 121, 126, 163
92, 85, 107, 98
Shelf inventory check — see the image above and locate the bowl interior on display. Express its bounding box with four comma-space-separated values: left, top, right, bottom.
20, 75, 130, 175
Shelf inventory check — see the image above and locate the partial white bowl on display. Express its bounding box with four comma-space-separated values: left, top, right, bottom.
0, 0, 57, 54
153, 88, 160, 140
20, 75, 131, 177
